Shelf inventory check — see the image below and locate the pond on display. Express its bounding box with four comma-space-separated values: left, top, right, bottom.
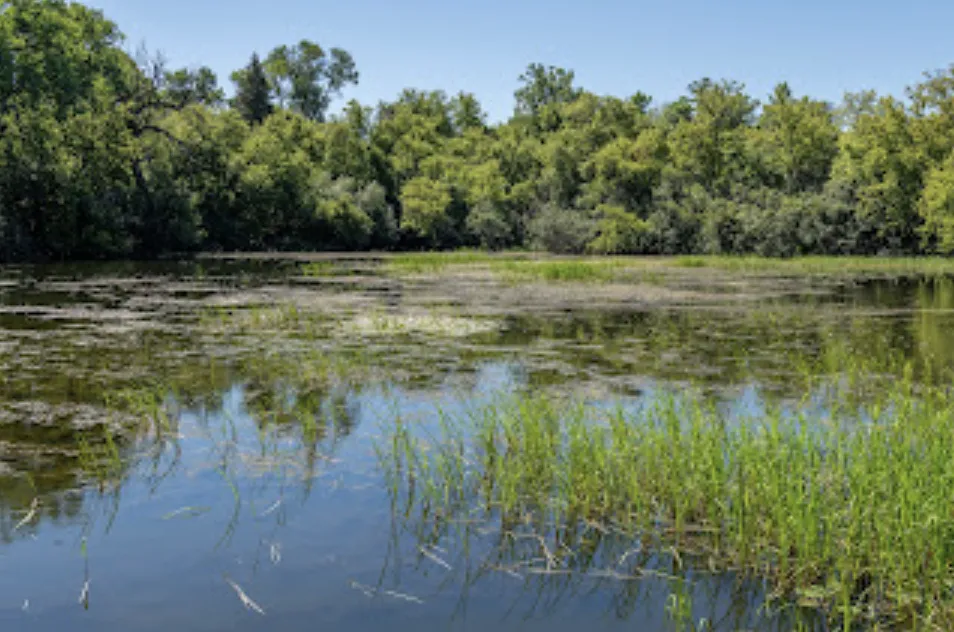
1, 256, 954, 631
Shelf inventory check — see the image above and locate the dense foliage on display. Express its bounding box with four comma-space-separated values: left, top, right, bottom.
4, 0, 954, 261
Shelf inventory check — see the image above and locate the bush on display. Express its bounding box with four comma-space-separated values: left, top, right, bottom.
466, 201, 513, 250
586, 204, 651, 254
526, 205, 596, 254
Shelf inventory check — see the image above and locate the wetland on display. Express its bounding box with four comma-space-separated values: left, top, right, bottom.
2, 254, 954, 631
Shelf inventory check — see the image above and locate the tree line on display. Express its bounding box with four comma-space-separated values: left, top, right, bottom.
4, 0, 954, 262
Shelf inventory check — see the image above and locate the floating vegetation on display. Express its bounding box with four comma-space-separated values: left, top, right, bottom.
349, 580, 425, 605
14, 498, 38, 531
162, 506, 211, 520
225, 576, 266, 615
340, 312, 498, 337
418, 545, 453, 571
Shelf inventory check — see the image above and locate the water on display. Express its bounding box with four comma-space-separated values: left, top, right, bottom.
1, 257, 953, 630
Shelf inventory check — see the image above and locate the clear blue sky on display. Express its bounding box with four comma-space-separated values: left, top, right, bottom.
89, 0, 954, 122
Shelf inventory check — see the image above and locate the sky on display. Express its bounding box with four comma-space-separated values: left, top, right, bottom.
88, 0, 954, 122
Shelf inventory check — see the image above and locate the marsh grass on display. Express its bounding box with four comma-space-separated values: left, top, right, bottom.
379, 364, 954, 630
673, 256, 954, 277
490, 259, 631, 283
387, 252, 658, 283
300, 261, 336, 277
385, 250, 527, 274
387, 251, 954, 283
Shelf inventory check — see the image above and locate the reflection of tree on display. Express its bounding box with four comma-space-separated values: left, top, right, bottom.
0, 340, 364, 547
491, 282, 954, 397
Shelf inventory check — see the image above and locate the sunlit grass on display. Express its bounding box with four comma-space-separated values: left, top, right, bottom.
385, 251, 661, 282
489, 259, 630, 282
384, 250, 528, 274
386, 251, 954, 282
673, 255, 954, 276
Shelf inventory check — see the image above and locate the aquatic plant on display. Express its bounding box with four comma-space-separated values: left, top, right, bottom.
379, 364, 954, 630
384, 250, 520, 274
490, 259, 629, 283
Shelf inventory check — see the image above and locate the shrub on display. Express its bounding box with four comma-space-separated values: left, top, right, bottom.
526, 205, 596, 254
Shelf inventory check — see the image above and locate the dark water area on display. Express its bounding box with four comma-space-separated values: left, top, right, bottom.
1, 258, 953, 630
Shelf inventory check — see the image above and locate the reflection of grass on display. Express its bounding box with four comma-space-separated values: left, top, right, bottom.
380, 364, 954, 629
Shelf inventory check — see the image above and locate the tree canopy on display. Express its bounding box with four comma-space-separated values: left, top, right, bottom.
4, 0, 954, 261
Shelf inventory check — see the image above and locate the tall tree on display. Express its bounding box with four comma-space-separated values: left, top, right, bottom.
667, 79, 759, 194
164, 66, 224, 108
450, 92, 485, 133
264, 40, 358, 122
514, 63, 580, 118
756, 82, 839, 193
231, 53, 273, 125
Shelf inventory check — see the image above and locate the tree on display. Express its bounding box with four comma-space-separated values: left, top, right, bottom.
164, 66, 223, 108
514, 63, 580, 118
587, 204, 651, 254
264, 40, 358, 122
231, 54, 273, 125
667, 79, 759, 194
527, 205, 596, 254
450, 92, 485, 133
466, 200, 512, 250
399, 176, 465, 247
919, 154, 954, 252
755, 82, 839, 193
830, 96, 924, 252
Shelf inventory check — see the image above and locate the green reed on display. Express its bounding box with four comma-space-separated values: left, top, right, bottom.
385, 250, 522, 274
380, 366, 954, 629
490, 259, 630, 283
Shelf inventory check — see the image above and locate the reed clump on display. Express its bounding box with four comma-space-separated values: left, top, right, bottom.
490, 259, 630, 283
381, 366, 954, 629
385, 250, 522, 274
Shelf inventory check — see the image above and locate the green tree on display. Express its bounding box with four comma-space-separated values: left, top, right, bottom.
264, 40, 358, 122
164, 66, 223, 108
450, 92, 485, 133
399, 176, 458, 246
830, 97, 924, 252
587, 204, 651, 254
667, 79, 759, 195
756, 83, 839, 193
514, 63, 580, 118
231, 53, 273, 125
919, 155, 954, 252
